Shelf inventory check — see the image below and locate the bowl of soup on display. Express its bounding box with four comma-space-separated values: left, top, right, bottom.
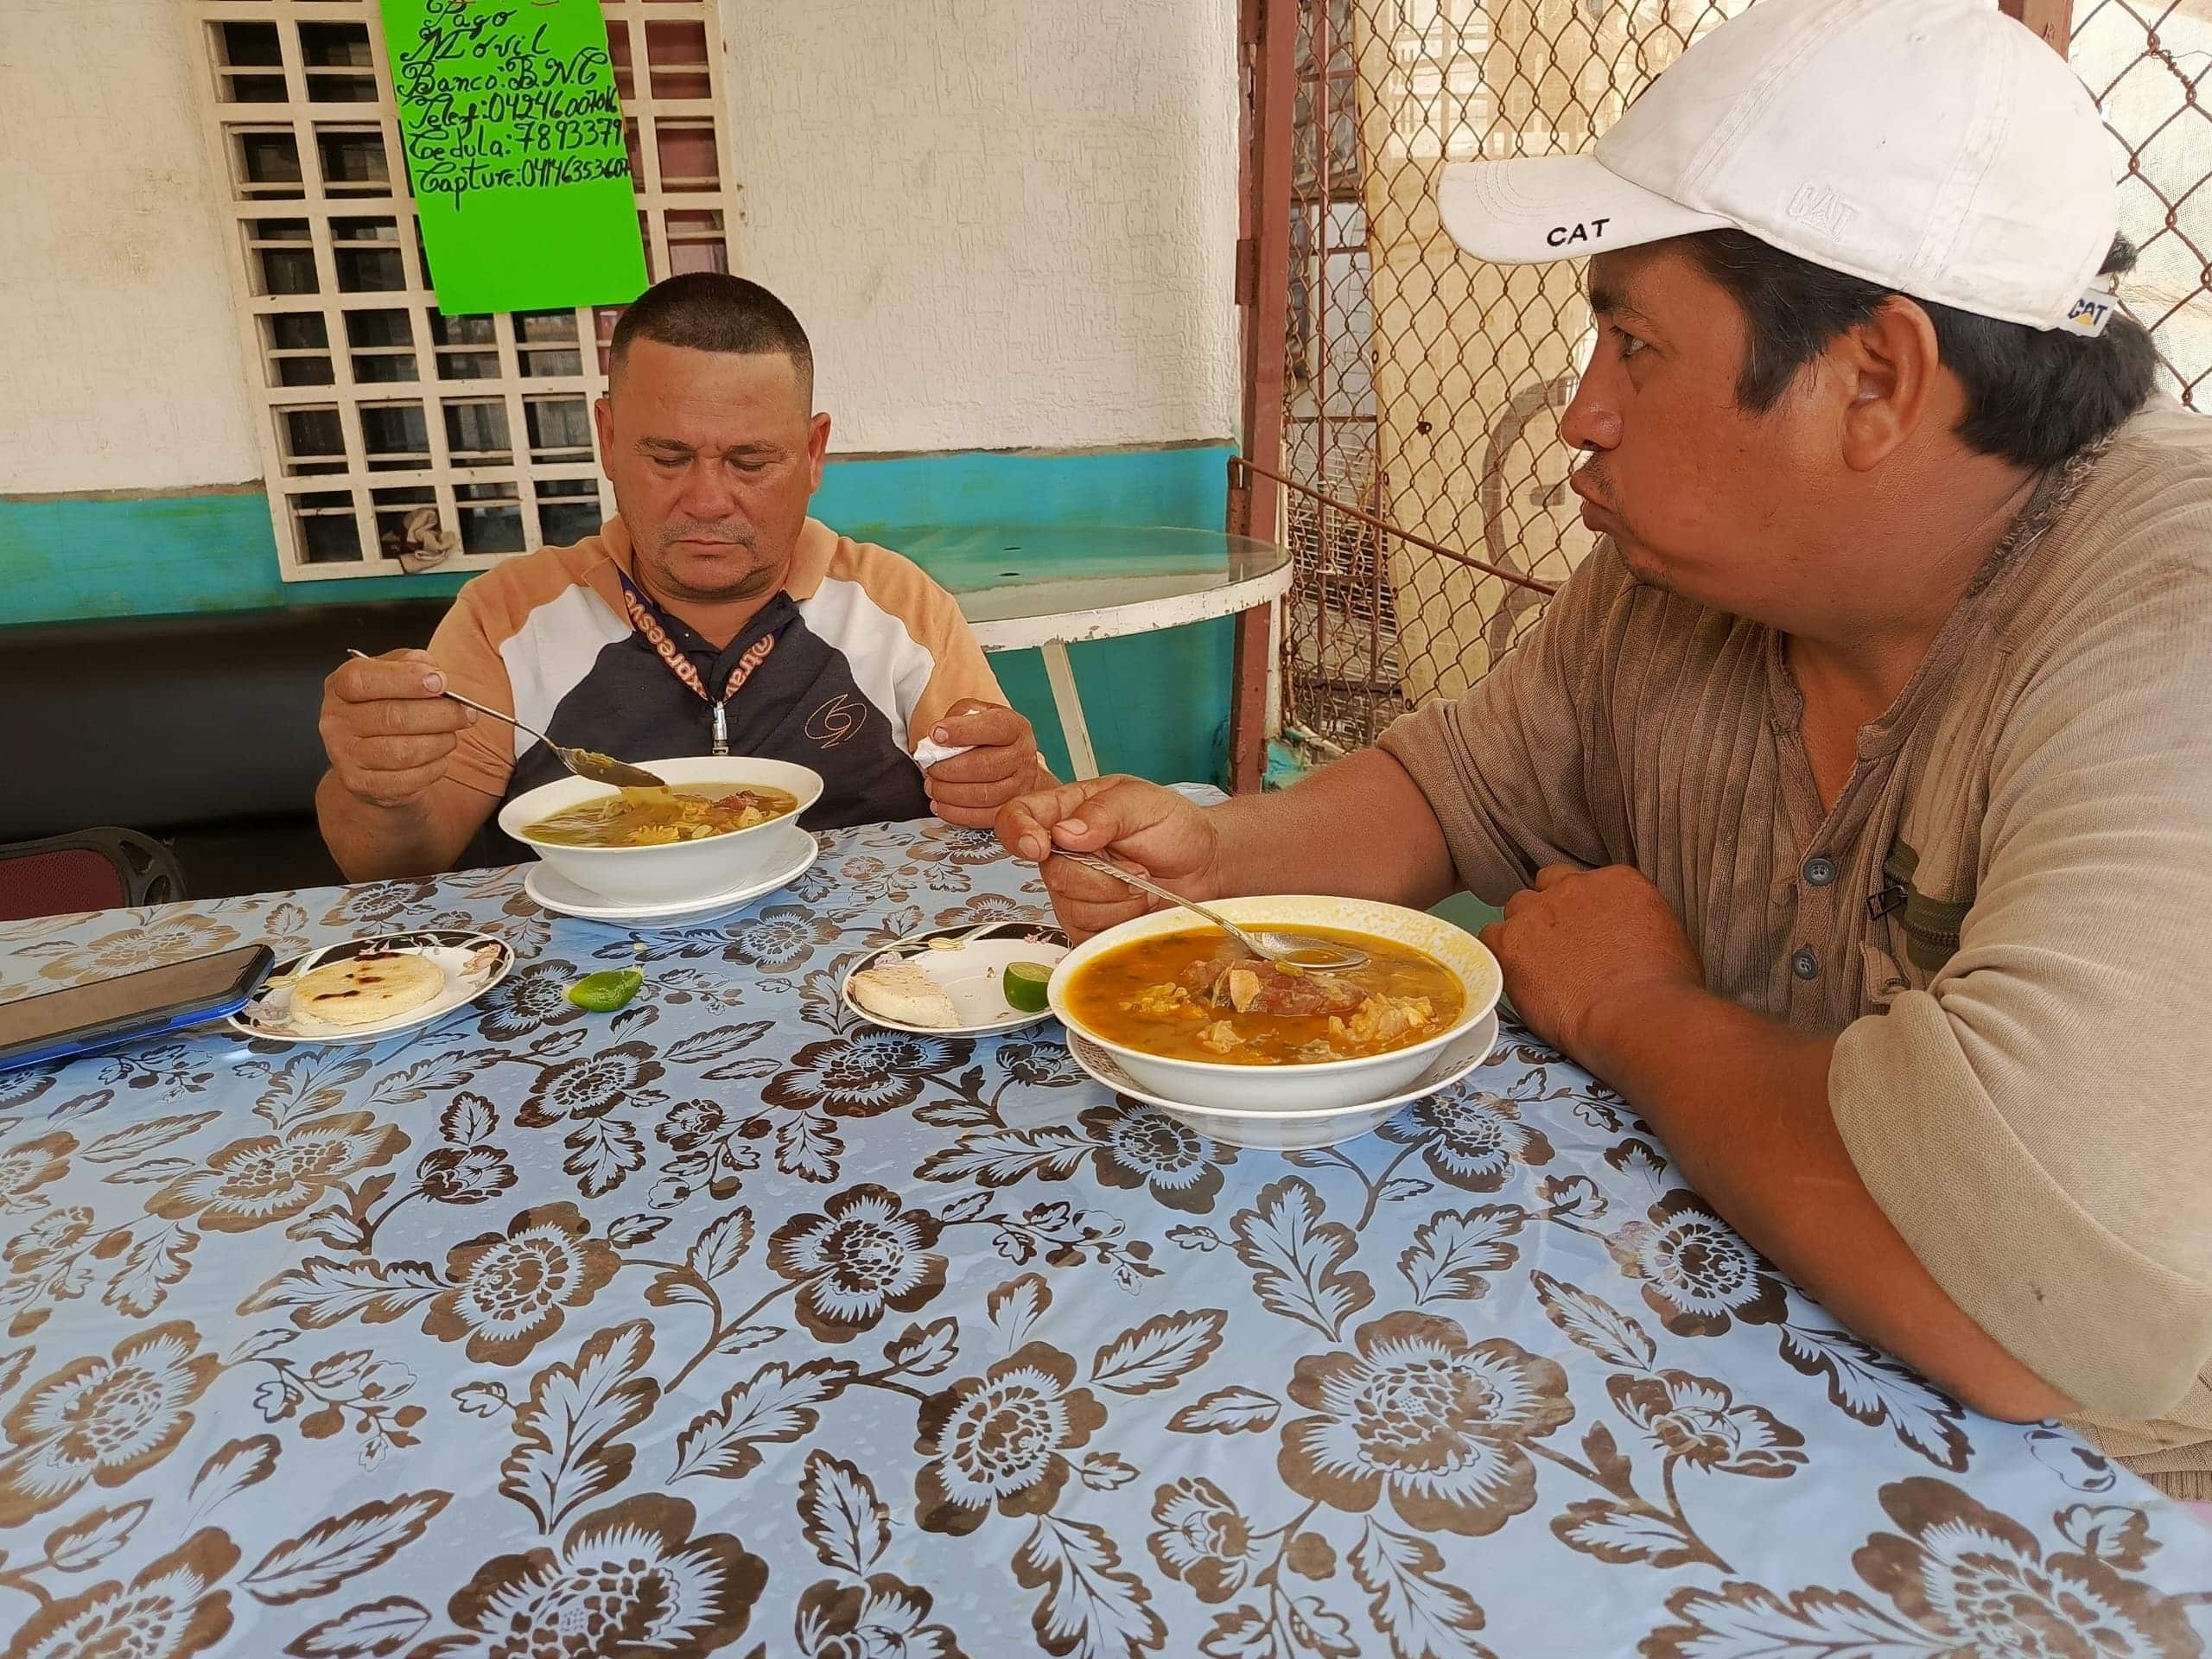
498, 755, 823, 906
1048, 895, 1502, 1113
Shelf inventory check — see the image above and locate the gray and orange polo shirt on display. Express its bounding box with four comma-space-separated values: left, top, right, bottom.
428, 516, 1003, 830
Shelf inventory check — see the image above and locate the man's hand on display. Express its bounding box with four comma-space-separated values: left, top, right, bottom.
1516, 871, 2076, 1425
921, 701, 1046, 829
1479, 863, 1706, 1065
997, 775, 1223, 939
319, 649, 476, 809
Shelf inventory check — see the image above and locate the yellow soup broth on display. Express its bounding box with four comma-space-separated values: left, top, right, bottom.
1067, 926, 1462, 1065
523, 784, 799, 847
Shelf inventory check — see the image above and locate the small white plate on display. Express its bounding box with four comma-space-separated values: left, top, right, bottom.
841, 919, 1070, 1036
524, 829, 820, 924
229, 930, 515, 1046
1065, 1009, 1502, 1150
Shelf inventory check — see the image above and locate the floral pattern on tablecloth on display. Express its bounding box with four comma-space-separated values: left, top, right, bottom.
0, 818, 2207, 1659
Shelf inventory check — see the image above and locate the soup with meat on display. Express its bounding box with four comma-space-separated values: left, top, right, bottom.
523, 784, 799, 847
1066, 928, 1462, 1065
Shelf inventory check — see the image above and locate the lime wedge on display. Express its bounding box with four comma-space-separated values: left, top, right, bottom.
1002, 960, 1052, 1014
566, 968, 644, 1012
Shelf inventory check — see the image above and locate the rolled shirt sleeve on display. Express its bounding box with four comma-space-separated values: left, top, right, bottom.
1378, 544, 1630, 906
1830, 579, 2212, 1425
901, 586, 1006, 747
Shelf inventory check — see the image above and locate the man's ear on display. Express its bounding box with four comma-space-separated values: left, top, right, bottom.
1834, 296, 1940, 473
808, 412, 832, 493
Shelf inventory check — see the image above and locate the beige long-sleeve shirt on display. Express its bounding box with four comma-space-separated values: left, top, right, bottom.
1380, 399, 2212, 1496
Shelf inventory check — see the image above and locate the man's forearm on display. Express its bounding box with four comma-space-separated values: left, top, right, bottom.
1207, 749, 1459, 911
1583, 985, 2073, 1422
315, 772, 462, 883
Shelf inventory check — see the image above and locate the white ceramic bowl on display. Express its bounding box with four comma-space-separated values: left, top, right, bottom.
498, 755, 823, 906
1047, 894, 1502, 1113
1067, 1009, 1500, 1151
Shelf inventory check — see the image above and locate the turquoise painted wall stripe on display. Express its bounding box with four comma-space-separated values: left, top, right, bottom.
1, 492, 417, 624
0, 445, 1237, 786
823, 444, 1238, 536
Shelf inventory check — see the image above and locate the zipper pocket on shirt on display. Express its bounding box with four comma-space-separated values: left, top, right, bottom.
1880, 838, 1974, 976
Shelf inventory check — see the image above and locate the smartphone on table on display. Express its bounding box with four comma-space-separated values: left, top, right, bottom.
0, 944, 276, 1075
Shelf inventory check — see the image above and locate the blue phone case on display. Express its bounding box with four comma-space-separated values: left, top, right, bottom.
0, 992, 261, 1076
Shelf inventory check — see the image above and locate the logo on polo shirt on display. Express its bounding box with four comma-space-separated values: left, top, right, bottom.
1547, 216, 1611, 248
804, 693, 869, 750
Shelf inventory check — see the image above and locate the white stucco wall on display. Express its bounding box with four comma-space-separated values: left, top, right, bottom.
0, 0, 264, 497
0, 0, 1239, 501
720, 0, 1242, 454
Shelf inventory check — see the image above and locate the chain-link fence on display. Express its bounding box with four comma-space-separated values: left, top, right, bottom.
2071, 0, 2212, 407
1272, 0, 2212, 758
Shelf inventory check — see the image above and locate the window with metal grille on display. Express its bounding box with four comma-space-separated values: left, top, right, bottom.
191, 1, 738, 581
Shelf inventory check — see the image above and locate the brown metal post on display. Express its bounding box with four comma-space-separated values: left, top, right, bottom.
1998, 0, 2074, 53
1228, 0, 1296, 794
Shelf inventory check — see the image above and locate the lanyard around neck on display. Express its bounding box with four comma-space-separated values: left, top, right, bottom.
612, 563, 775, 755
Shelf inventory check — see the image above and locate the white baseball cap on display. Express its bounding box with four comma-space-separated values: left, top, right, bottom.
1438, 0, 2120, 334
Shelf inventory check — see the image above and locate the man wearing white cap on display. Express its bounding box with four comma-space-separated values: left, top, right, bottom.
1002, 0, 2212, 1499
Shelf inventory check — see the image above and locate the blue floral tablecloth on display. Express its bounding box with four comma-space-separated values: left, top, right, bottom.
0, 817, 2205, 1659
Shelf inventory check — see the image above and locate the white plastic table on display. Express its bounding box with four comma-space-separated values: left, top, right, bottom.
893, 525, 1294, 779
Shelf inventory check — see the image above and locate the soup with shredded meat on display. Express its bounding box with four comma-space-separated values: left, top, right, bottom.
1067, 927, 1462, 1065
523, 784, 799, 847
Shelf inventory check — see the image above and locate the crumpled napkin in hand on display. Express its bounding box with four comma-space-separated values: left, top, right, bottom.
911, 738, 976, 770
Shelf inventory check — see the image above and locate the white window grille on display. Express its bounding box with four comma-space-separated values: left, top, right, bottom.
189, 0, 738, 580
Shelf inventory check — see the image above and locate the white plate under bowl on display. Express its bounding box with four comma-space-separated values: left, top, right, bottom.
1068, 1008, 1500, 1150
1047, 894, 1503, 1113
524, 828, 819, 924
841, 920, 1070, 1037
228, 930, 515, 1046
499, 755, 824, 906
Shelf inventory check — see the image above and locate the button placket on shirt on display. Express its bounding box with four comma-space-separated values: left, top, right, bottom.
1766, 632, 1925, 1022
1785, 849, 1842, 1006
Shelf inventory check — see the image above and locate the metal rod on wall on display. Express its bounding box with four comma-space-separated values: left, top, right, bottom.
1232, 457, 1558, 597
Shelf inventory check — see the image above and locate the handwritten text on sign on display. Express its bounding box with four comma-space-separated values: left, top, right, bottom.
378, 0, 647, 314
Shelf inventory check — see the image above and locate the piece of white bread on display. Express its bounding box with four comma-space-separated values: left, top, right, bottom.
849, 956, 959, 1028
291, 950, 445, 1027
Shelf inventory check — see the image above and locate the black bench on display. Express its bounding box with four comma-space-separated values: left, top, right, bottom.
0, 601, 454, 899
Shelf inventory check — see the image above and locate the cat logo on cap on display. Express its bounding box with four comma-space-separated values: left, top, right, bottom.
1783, 182, 1861, 240
1545, 216, 1612, 248
2060, 289, 2118, 337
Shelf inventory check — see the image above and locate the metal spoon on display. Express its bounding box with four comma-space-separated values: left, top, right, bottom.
345, 649, 667, 789
1048, 851, 1369, 972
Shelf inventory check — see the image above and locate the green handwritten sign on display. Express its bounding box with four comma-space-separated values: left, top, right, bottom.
378, 0, 647, 314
